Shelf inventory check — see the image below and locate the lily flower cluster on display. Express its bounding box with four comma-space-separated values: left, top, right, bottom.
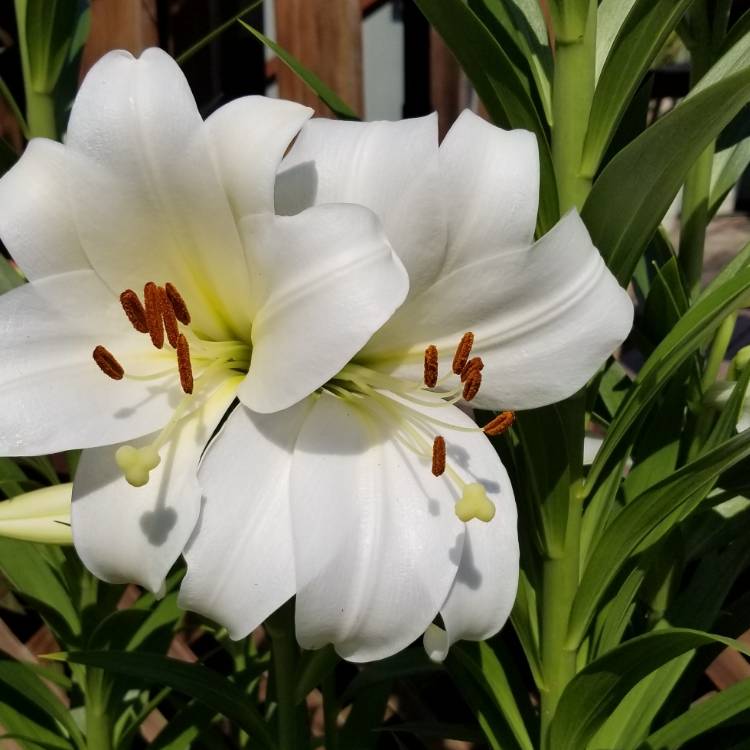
0, 49, 632, 662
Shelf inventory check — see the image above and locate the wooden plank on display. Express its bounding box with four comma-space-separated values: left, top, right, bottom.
274, 0, 363, 116
81, 0, 159, 76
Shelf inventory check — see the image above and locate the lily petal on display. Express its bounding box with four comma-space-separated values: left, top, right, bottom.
0, 270, 183, 455
0, 139, 89, 281
65, 49, 251, 339
439, 110, 539, 268
290, 392, 465, 662
364, 211, 633, 411
180, 400, 312, 639
239, 204, 409, 413
72, 374, 241, 593
275, 115, 446, 296
421, 409, 518, 662
206, 96, 313, 220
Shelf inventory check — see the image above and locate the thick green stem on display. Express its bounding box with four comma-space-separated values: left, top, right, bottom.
25, 89, 57, 139
267, 600, 299, 750
540, 482, 583, 744
85, 669, 112, 750
551, 0, 597, 212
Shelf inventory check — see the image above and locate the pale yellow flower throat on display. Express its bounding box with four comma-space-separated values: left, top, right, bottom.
92, 281, 250, 487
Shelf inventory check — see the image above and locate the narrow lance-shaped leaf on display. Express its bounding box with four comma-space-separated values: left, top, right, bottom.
583, 68, 750, 286
548, 628, 750, 750
586, 265, 750, 493
238, 20, 359, 120
583, 0, 696, 176
570, 428, 750, 649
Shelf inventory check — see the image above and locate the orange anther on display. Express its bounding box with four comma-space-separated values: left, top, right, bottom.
158, 286, 180, 348
462, 370, 482, 401
92, 345, 124, 380
119, 289, 148, 333
143, 282, 165, 350
483, 411, 515, 437
432, 435, 446, 476
424, 345, 439, 388
460, 356, 484, 383
165, 282, 191, 325
176, 334, 194, 394
452, 332, 474, 374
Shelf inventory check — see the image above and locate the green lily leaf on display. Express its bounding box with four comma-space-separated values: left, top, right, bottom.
583, 69, 750, 286
583, 0, 695, 176
549, 627, 750, 750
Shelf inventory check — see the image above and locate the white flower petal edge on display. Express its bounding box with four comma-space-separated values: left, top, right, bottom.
206, 96, 313, 220
0, 139, 89, 280
275, 114, 446, 297
239, 204, 409, 413
439, 109, 539, 268
64, 48, 252, 341
0, 271, 180, 455
180, 400, 312, 639
365, 210, 634, 410
290, 392, 468, 663
72, 374, 242, 593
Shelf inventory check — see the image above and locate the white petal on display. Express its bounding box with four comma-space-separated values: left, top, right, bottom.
65, 49, 252, 340
0, 270, 184, 455
239, 205, 409, 413
72, 374, 241, 593
290, 392, 465, 662
0, 139, 89, 280
439, 110, 539, 269
420, 409, 518, 662
180, 399, 312, 639
365, 211, 634, 411
206, 96, 312, 220
275, 115, 446, 296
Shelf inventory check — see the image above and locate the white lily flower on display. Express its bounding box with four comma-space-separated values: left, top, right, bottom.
179, 112, 634, 662
0, 49, 408, 594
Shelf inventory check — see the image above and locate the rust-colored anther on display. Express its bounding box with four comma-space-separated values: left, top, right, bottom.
176, 334, 194, 394
432, 435, 446, 476
483, 411, 516, 437
158, 285, 180, 348
92, 345, 124, 380
452, 332, 474, 374
165, 282, 191, 325
460, 356, 484, 383
143, 282, 165, 349
463, 370, 482, 401
424, 344, 439, 388
119, 289, 148, 333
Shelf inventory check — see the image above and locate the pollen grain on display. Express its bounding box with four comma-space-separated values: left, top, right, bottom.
452, 332, 474, 374
424, 345, 439, 388
92, 345, 124, 380
432, 435, 446, 476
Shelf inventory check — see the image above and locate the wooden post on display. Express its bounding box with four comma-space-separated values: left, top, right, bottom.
81, 0, 159, 76
274, 0, 363, 116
